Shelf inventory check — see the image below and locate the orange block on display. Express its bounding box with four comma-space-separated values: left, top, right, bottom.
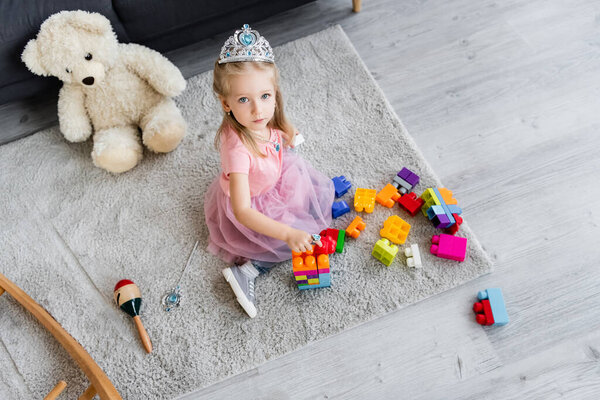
354, 188, 377, 213
380, 215, 411, 244
437, 188, 458, 205
346, 216, 366, 238
376, 183, 401, 208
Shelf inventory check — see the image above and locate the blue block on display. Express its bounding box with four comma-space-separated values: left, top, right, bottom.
332, 176, 352, 198
478, 288, 509, 326
332, 200, 350, 218
298, 280, 331, 290
318, 273, 331, 286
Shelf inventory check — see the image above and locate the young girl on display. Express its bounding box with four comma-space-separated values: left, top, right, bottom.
204, 25, 334, 318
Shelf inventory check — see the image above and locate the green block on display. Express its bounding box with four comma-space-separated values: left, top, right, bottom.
372, 238, 399, 266
336, 229, 346, 253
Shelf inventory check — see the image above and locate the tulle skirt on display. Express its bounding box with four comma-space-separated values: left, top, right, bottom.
204, 150, 334, 264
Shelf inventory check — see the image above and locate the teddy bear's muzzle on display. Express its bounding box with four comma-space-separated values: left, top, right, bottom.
82, 76, 95, 86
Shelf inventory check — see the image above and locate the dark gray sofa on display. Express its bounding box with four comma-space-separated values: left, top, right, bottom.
0, 0, 315, 144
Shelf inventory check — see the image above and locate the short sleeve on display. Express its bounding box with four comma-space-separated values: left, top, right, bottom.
220, 133, 251, 176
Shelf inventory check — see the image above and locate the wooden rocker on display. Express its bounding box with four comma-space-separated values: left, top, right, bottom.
0, 272, 122, 400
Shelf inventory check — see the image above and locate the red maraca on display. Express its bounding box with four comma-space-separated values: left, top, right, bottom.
113, 279, 152, 353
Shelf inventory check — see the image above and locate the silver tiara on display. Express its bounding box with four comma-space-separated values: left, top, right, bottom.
218, 24, 274, 64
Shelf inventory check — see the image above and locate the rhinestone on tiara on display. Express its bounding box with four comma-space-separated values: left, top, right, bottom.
218, 24, 275, 64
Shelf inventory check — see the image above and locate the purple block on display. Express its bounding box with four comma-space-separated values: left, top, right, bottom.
432, 214, 452, 229
398, 168, 420, 187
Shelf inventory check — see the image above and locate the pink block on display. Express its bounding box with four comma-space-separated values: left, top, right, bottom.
318, 268, 330, 274
293, 270, 318, 276
430, 234, 467, 262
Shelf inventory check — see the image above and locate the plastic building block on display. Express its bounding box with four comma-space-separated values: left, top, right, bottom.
332, 176, 352, 198
420, 188, 462, 229
346, 216, 366, 238
404, 244, 422, 268
430, 234, 467, 262
380, 215, 411, 244
314, 235, 336, 255
393, 167, 420, 194
354, 188, 376, 213
473, 299, 495, 325
376, 183, 401, 208
336, 229, 346, 253
372, 238, 399, 266
397, 192, 425, 216
332, 200, 350, 218
474, 288, 509, 326
292, 247, 331, 290
445, 214, 463, 235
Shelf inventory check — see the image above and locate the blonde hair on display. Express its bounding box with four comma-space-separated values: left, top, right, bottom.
213, 60, 294, 157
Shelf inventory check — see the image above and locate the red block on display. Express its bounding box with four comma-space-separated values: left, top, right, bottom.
397, 192, 425, 216
473, 299, 495, 325
314, 236, 336, 255
445, 214, 463, 235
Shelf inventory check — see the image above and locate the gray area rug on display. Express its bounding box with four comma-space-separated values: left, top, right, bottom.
0, 26, 492, 399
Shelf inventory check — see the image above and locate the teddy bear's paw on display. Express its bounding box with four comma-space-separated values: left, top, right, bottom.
61, 120, 93, 143
161, 75, 187, 97
92, 127, 143, 173
92, 145, 143, 173
143, 120, 186, 153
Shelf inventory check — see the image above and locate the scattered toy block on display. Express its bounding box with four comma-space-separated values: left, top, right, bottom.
380, 215, 411, 244
445, 214, 463, 235
346, 216, 366, 239
430, 234, 467, 262
332, 200, 351, 218
474, 288, 509, 326
393, 167, 420, 194
473, 299, 495, 326
404, 244, 422, 268
397, 192, 425, 216
336, 230, 346, 253
332, 176, 352, 198
376, 183, 401, 208
354, 188, 377, 213
372, 238, 399, 266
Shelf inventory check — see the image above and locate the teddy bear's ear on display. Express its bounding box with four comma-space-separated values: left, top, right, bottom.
66, 11, 113, 36
22, 39, 47, 76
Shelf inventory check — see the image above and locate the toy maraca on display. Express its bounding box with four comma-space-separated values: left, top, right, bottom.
113, 279, 153, 353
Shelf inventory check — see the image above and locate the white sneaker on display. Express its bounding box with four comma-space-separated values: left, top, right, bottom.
222, 262, 259, 318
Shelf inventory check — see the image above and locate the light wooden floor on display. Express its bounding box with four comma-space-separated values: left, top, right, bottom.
174, 0, 600, 398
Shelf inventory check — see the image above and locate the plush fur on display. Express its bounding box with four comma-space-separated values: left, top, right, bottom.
22, 10, 187, 173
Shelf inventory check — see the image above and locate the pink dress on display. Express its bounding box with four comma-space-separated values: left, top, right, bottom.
204, 126, 334, 264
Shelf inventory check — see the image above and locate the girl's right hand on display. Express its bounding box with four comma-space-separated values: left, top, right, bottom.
285, 228, 320, 253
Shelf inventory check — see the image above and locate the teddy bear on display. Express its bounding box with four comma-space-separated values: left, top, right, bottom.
21, 10, 187, 173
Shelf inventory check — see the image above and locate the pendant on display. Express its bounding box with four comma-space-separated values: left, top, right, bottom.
274, 142, 280, 152
162, 285, 182, 312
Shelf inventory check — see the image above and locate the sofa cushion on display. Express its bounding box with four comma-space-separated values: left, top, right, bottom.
113, 0, 314, 53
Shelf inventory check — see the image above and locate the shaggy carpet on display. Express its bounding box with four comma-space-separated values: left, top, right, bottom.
0, 26, 492, 399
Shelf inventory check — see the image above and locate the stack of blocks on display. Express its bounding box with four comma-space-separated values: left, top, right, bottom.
420, 188, 462, 230
292, 246, 331, 290
473, 288, 509, 326
393, 167, 420, 194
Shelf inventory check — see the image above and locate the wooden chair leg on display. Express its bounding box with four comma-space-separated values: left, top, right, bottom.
352, 0, 362, 12
44, 380, 67, 400
79, 384, 97, 400
0, 286, 5, 296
